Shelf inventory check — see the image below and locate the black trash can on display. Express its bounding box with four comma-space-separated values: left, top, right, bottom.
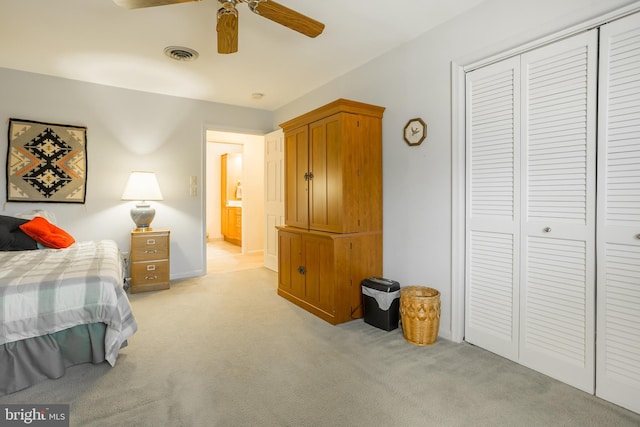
361, 277, 401, 331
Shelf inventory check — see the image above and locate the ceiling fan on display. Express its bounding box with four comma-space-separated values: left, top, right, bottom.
113, 0, 325, 54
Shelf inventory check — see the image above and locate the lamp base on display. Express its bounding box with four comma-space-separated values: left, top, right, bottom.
130, 202, 156, 230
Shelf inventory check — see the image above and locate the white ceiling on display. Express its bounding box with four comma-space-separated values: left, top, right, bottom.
0, 0, 485, 110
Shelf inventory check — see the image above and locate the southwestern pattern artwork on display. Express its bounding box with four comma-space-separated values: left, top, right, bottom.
7, 118, 87, 203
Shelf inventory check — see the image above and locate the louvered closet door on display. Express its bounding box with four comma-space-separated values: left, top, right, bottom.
465, 57, 521, 361
519, 31, 597, 393
596, 12, 640, 414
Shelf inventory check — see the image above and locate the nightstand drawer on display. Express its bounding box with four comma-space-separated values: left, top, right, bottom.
131, 261, 169, 283
131, 234, 169, 261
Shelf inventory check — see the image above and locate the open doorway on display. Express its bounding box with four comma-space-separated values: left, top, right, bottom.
205, 131, 265, 273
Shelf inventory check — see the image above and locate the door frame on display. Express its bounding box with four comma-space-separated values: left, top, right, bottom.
201, 126, 267, 274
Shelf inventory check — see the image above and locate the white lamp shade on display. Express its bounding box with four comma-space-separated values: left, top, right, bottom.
121, 171, 163, 201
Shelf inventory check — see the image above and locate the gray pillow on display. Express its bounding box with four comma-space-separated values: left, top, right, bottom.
0, 215, 38, 251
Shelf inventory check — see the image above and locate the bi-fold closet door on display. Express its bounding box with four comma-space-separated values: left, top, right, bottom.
596, 12, 640, 414
465, 29, 597, 393
518, 31, 598, 393
466, 12, 640, 414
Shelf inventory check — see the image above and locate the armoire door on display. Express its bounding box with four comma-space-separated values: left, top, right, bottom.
301, 233, 335, 316
284, 126, 309, 229
519, 30, 597, 394
596, 11, 640, 414
308, 114, 344, 233
277, 229, 304, 299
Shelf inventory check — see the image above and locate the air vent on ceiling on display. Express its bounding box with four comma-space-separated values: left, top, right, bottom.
164, 46, 199, 61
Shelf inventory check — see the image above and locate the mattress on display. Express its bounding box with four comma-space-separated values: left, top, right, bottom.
0, 240, 138, 365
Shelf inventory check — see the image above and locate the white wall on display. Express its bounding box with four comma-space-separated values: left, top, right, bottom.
0, 68, 273, 279
273, 0, 639, 340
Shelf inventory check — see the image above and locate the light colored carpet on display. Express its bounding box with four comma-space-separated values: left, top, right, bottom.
1, 267, 639, 427
207, 240, 264, 274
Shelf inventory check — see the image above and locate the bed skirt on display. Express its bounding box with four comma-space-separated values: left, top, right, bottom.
0, 323, 109, 396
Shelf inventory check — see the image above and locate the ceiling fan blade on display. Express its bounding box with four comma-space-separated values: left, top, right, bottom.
113, 0, 201, 9
252, 0, 324, 38
217, 6, 239, 54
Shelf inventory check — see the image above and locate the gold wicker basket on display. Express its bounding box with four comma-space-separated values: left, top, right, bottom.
399, 286, 441, 346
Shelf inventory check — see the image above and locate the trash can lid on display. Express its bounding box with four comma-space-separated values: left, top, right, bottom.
362, 277, 400, 292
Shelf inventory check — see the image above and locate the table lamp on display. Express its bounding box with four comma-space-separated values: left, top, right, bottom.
121, 171, 163, 230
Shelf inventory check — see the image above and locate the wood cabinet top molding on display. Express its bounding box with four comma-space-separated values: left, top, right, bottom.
279, 98, 385, 132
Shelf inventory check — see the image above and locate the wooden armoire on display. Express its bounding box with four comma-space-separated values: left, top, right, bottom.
277, 99, 385, 325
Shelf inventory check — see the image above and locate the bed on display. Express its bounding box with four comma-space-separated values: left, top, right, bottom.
0, 239, 138, 395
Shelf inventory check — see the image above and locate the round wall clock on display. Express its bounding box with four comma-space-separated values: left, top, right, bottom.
403, 118, 427, 146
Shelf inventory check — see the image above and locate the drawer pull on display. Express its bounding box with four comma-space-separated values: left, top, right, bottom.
144, 249, 159, 254
147, 265, 156, 271
146, 239, 156, 245
144, 275, 158, 280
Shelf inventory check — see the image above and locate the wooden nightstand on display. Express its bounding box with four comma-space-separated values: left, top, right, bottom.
130, 228, 170, 293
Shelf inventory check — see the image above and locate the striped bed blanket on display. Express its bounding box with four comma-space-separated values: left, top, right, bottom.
0, 240, 137, 365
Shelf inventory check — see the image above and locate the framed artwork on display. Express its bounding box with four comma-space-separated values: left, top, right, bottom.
7, 118, 87, 203
403, 118, 427, 146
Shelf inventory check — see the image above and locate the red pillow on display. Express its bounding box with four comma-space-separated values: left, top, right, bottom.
19, 216, 75, 249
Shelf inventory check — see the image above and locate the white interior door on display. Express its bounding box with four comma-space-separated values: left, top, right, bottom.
264, 129, 284, 271
465, 57, 521, 362
519, 30, 597, 393
596, 12, 640, 414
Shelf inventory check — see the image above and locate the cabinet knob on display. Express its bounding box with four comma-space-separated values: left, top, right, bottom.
636, 234, 640, 240
297, 266, 306, 275
543, 227, 552, 233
